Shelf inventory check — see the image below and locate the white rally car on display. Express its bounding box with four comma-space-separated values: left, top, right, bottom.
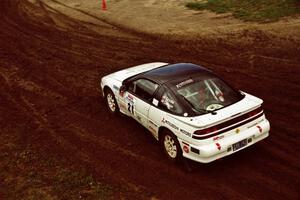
100, 63, 270, 163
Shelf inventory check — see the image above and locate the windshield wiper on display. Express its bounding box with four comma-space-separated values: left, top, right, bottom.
180, 95, 217, 115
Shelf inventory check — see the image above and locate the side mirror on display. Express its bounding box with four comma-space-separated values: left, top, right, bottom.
119, 85, 126, 97
239, 90, 245, 96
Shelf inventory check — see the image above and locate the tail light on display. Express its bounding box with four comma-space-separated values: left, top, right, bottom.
248, 106, 263, 118
194, 126, 219, 136
193, 106, 263, 139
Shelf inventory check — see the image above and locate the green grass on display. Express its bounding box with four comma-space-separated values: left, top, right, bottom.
0, 127, 151, 200
0, 148, 113, 200
186, 0, 300, 22
0, 127, 114, 200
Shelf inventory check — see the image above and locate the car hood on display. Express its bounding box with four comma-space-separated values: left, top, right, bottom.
171, 92, 263, 128
108, 62, 168, 82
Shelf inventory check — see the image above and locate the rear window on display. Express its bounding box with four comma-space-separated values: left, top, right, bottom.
170, 76, 244, 115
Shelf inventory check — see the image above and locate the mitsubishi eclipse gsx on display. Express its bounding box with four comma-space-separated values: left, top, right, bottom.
100, 62, 270, 163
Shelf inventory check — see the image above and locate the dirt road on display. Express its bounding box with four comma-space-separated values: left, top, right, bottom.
0, 0, 299, 199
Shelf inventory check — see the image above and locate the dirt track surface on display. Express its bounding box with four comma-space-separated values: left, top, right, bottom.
1, 0, 300, 199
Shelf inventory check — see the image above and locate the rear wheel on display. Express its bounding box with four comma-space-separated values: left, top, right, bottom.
160, 130, 182, 162
105, 89, 119, 114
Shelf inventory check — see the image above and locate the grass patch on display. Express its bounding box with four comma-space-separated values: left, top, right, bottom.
0, 127, 114, 200
0, 147, 113, 200
0, 124, 151, 200
186, 0, 300, 22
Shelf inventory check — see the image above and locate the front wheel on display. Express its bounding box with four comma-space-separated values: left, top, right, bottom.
105, 89, 119, 114
160, 130, 182, 162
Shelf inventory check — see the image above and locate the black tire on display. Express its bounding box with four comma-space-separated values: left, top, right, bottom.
105, 88, 119, 114
160, 129, 182, 162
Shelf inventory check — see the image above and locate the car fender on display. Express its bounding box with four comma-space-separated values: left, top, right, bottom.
101, 76, 123, 107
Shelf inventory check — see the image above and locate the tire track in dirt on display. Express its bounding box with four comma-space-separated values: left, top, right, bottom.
0, 0, 299, 199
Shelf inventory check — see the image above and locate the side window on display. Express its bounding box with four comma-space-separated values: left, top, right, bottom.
159, 90, 182, 115
128, 79, 158, 101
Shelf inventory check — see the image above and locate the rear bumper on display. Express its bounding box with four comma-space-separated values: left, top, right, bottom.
178, 119, 270, 163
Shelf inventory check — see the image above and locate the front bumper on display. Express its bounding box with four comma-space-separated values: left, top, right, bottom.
178, 119, 270, 163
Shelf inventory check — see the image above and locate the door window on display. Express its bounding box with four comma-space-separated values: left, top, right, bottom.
128, 79, 158, 102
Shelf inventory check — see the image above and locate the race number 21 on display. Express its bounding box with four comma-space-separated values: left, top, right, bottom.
128, 103, 134, 114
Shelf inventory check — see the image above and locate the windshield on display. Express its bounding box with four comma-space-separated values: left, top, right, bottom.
171, 76, 244, 115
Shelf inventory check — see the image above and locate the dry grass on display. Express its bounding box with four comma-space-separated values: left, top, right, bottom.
186, 0, 300, 22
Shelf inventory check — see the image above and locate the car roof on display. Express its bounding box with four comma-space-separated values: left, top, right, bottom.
142, 63, 212, 85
